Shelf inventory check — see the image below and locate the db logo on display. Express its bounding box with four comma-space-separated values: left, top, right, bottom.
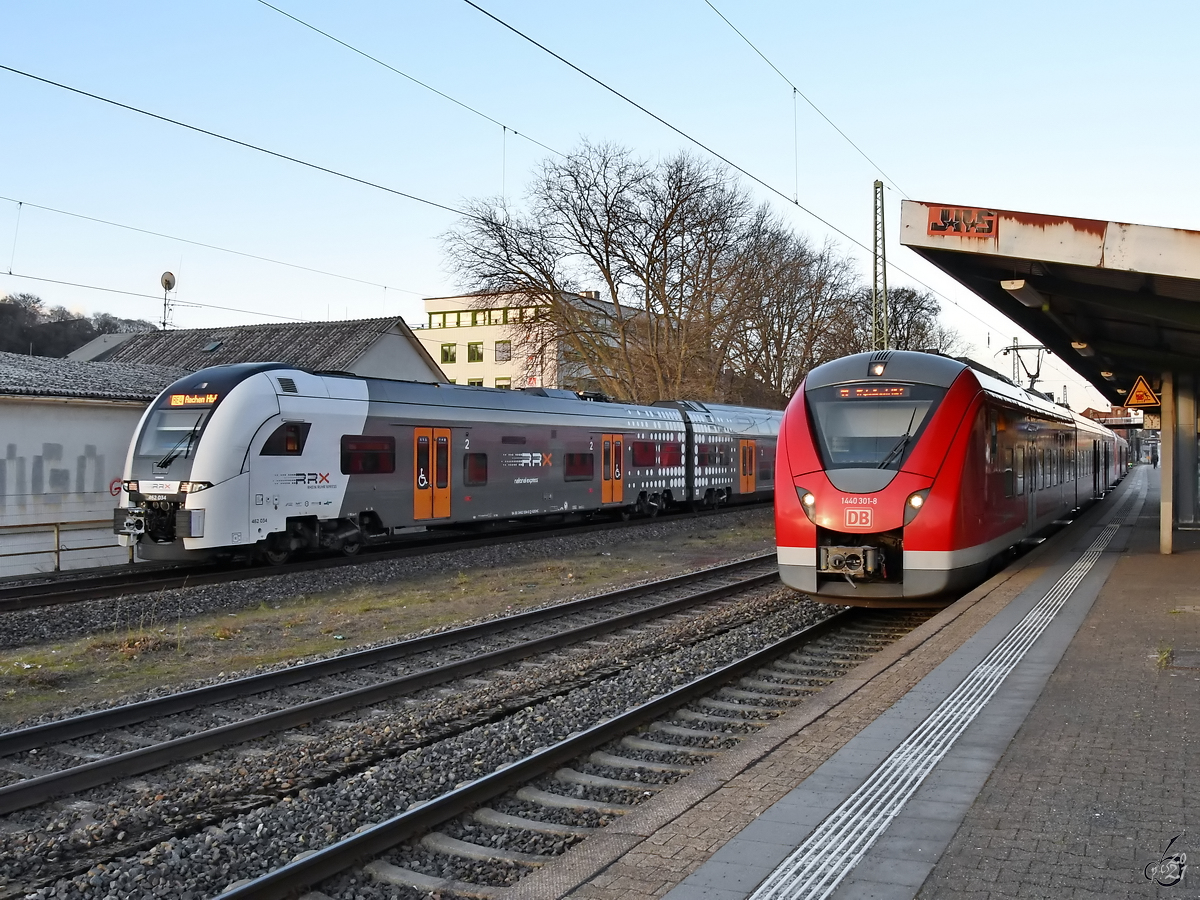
845, 508, 873, 528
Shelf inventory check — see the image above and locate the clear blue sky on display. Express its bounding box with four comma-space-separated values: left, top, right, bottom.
3, 1, 1197, 409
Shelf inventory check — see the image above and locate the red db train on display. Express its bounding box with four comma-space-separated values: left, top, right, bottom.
775, 350, 1128, 607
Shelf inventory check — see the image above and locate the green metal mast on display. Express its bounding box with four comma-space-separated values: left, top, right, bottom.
872, 180, 889, 350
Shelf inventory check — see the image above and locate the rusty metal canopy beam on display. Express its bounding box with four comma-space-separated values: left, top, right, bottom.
900, 202, 1200, 404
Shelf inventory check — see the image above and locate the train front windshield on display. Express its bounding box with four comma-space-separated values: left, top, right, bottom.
136, 406, 213, 463
807, 383, 946, 470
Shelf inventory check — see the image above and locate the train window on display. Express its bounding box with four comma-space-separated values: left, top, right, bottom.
806, 383, 947, 470
1015, 446, 1025, 495
341, 435, 395, 474
435, 435, 449, 489
260, 422, 311, 456
564, 453, 595, 481
467, 342, 484, 363
1004, 448, 1015, 498
660, 442, 683, 467
440, 343, 457, 364
464, 452, 487, 486
696, 444, 713, 467
757, 446, 775, 484
631, 441, 657, 467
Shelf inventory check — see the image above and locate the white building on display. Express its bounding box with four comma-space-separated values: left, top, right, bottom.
417, 292, 606, 390
0, 353, 186, 576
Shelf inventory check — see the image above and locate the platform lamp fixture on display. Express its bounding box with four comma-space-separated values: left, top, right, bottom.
160, 271, 176, 330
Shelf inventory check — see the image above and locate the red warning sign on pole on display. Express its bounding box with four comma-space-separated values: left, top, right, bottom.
1125, 375, 1160, 407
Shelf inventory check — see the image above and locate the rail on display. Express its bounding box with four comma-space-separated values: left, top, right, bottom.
0, 518, 134, 571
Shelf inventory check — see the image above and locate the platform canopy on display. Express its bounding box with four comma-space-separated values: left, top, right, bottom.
899, 201, 1200, 405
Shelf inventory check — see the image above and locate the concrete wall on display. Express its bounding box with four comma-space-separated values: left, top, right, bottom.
350, 328, 446, 383
0, 396, 146, 576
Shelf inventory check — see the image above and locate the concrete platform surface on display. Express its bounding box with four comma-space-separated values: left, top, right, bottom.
500, 465, 1196, 900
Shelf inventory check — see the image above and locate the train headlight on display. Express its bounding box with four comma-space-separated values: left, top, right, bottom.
180, 481, 212, 493
796, 487, 818, 524
123, 480, 139, 493
904, 489, 931, 525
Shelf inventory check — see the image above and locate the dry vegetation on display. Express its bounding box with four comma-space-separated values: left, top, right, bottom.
0, 514, 775, 725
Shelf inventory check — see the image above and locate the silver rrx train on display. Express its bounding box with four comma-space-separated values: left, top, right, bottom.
114, 363, 782, 563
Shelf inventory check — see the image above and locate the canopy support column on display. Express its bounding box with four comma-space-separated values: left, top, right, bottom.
1161, 371, 1174, 555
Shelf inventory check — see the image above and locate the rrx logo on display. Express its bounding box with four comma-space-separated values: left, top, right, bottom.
284, 473, 330, 485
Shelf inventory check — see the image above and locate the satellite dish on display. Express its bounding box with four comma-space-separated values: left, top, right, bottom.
161, 271, 176, 292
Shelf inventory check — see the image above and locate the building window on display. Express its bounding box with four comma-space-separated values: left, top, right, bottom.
490, 309, 505, 325
441, 343, 457, 364
467, 378, 484, 387
495, 377, 511, 389
341, 435, 395, 474
495, 340, 512, 362
472, 310, 488, 326
429, 312, 445, 328
468, 342, 484, 363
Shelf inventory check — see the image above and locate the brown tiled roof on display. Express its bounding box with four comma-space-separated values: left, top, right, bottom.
0, 351, 187, 401
97, 317, 408, 372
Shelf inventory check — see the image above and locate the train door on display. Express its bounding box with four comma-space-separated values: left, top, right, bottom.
739, 440, 756, 494
1092, 440, 1101, 498
601, 433, 624, 504
413, 427, 451, 520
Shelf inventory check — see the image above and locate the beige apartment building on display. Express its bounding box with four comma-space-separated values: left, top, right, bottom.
417, 293, 554, 389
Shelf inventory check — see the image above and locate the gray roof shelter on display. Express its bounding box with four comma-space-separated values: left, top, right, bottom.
70, 316, 446, 383
0, 351, 186, 401
900, 200, 1200, 554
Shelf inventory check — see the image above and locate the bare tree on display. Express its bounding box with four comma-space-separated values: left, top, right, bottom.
444, 142, 757, 403
729, 216, 860, 401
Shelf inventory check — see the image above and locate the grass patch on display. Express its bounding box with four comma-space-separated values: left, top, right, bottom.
0, 510, 776, 726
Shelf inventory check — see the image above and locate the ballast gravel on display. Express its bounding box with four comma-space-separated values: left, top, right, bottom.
0, 511, 769, 652
5, 589, 832, 900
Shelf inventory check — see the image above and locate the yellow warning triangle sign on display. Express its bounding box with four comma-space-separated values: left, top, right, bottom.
1125, 375, 1160, 407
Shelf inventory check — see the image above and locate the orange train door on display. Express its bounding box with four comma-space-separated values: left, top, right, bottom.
739, 440, 756, 494
601, 433, 624, 504
414, 427, 451, 520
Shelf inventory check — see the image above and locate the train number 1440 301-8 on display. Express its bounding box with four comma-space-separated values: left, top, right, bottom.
840, 496, 878, 505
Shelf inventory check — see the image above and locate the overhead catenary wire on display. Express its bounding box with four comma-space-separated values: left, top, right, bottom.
0, 63, 473, 223
457, 0, 1019, 341
701, 0, 909, 198
0, 270, 311, 322
0, 195, 429, 297
0, 45, 1081, 394
254, 0, 564, 159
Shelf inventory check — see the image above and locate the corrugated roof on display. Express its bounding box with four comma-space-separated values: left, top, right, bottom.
96, 317, 408, 372
0, 351, 187, 401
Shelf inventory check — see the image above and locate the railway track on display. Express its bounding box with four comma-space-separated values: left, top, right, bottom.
0, 503, 761, 613
1, 580, 931, 900
0, 554, 777, 815
220, 608, 934, 900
